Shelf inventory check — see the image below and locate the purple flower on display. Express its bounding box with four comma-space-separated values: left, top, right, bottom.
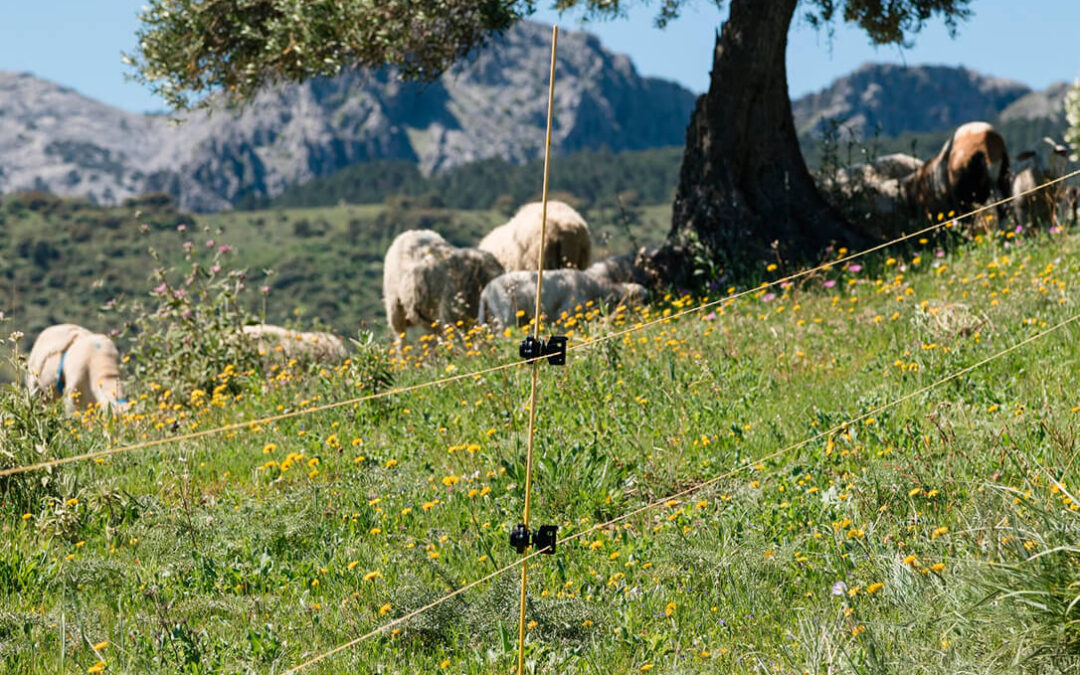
210, 265, 222, 274
831, 581, 847, 596
762, 293, 776, 302
260, 285, 270, 294
173, 289, 187, 299
218, 245, 232, 254
181, 309, 193, 320
1014, 225, 1023, 235
177, 224, 187, 232
824, 280, 836, 288
139, 223, 150, 233
205, 240, 215, 248
702, 312, 716, 321
847, 264, 862, 273
935, 250, 945, 258
183, 241, 194, 252
152, 282, 168, 295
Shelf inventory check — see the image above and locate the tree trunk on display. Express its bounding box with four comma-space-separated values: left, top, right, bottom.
654, 0, 870, 284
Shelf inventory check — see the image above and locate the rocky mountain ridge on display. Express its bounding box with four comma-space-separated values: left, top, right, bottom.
792, 63, 1068, 139
0, 21, 696, 212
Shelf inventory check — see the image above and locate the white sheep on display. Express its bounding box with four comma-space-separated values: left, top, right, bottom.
383, 229, 505, 342
479, 200, 592, 272
478, 269, 647, 329
26, 324, 129, 414
1012, 137, 1070, 227
241, 324, 347, 363
585, 247, 657, 286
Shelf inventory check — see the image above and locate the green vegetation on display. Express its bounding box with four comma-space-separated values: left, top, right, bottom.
260, 147, 684, 212
2, 205, 1080, 671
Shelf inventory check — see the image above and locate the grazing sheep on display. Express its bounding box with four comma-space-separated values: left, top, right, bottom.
823, 124, 1011, 233
241, 324, 347, 363
585, 247, 657, 286
1012, 137, 1070, 228
902, 121, 1011, 222
479, 200, 591, 272
383, 229, 505, 342
26, 324, 128, 414
478, 269, 648, 329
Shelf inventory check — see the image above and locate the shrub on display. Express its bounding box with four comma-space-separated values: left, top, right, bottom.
116, 232, 262, 401
1066, 81, 1080, 163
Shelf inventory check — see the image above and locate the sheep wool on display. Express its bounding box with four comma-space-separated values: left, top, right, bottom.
479, 200, 591, 272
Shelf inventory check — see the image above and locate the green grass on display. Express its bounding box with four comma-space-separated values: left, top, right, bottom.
3, 215, 1080, 672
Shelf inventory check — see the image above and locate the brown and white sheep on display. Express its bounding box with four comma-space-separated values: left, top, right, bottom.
26, 324, 128, 414
478, 269, 647, 329
478, 200, 591, 272
383, 229, 505, 342
241, 324, 348, 364
902, 121, 1011, 222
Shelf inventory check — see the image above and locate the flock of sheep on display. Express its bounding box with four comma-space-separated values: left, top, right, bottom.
826, 122, 1077, 232
381, 200, 649, 342
22, 200, 648, 416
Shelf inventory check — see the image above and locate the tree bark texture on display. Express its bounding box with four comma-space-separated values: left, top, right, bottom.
657, 0, 871, 284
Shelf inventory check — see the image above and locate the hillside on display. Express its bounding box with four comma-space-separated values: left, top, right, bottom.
0, 21, 695, 212
3, 207, 1080, 672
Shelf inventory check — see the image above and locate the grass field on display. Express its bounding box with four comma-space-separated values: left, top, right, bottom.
3, 210, 1080, 673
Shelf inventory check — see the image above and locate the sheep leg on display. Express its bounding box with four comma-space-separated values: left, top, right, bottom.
387, 298, 408, 346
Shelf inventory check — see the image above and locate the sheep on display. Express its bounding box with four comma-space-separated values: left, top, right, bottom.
383, 229, 505, 342
1011, 137, 1070, 228
478, 269, 648, 329
478, 200, 591, 272
902, 121, 1011, 222
585, 247, 658, 286
241, 324, 347, 364
26, 324, 128, 414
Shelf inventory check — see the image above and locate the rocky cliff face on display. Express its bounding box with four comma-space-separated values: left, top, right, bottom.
792, 63, 1032, 138
0, 21, 696, 212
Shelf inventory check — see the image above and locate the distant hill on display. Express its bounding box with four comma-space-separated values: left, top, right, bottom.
792, 63, 1033, 138
0, 21, 695, 212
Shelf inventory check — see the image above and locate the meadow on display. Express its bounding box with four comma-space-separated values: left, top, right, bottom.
3, 200, 1080, 673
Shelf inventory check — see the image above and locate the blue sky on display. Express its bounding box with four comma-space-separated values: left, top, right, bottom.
1, 1, 1077, 113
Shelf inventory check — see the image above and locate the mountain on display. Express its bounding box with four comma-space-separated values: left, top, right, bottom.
792, 63, 1033, 138
998, 81, 1071, 123
0, 21, 696, 212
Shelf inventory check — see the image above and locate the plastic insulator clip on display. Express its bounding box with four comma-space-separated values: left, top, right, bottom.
519, 336, 545, 361
534, 524, 558, 554
518, 336, 568, 366
508, 523, 558, 555
510, 523, 531, 554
